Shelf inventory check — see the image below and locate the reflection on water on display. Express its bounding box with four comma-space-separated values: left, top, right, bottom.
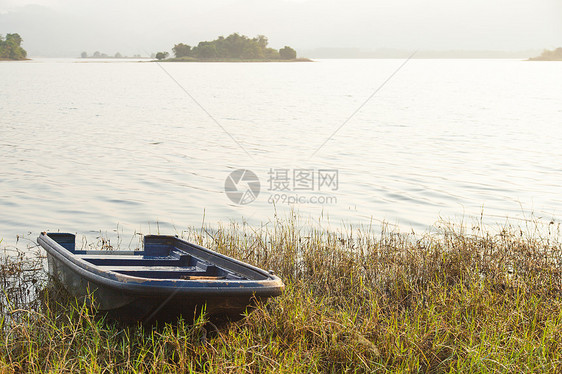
1, 58, 562, 246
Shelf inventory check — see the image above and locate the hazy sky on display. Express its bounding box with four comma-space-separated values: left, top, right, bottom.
1, 0, 560, 57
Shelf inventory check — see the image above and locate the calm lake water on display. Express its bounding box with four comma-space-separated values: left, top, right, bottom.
1, 58, 561, 246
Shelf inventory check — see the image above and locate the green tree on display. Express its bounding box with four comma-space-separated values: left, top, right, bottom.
265, 48, 280, 59
241, 42, 263, 59
80, 51, 88, 58
255, 35, 268, 50
279, 46, 296, 60
155, 51, 169, 60
195, 43, 217, 58
213, 36, 228, 57
172, 43, 192, 58
0, 33, 27, 60
224, 33, 246, 58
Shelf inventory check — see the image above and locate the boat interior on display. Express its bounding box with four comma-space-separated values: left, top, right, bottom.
46, 233, 247, 280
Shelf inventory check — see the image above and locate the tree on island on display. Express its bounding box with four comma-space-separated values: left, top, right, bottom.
172, 43, 191, 58
155, 51, 169, 60
0, 33, 27, 60
170, 33, 298, 60
279, 46, 297, 60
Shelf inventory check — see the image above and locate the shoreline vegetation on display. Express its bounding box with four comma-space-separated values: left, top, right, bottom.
2, 215, 562, 372
164, 57, 313, 63
155, 33, 310, 63
0, 33, 28, 61
529, 47, 562, 61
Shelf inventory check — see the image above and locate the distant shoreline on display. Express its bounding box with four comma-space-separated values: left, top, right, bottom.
80, 57, 148, 60
161, 57, 313, 63
528, 57, 562, 61
0, 58, 30, 61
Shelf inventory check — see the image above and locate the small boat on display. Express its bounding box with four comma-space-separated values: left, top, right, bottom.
38, 232, 284, 323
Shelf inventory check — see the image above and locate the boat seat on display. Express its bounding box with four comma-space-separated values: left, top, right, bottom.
97, 264, 228, 279
97, 265, 199, 272
79, 255, 193, 267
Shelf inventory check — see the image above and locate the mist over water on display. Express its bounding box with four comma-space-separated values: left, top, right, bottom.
1, 58, 561, 246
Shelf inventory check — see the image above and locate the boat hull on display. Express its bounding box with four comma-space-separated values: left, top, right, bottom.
39, 233, 284, 323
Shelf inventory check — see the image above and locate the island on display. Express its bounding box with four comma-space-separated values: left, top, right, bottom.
80, 51, 148, 59
155, 33, 311, 62
529, 47, 562, 61
0, 33, 28, 61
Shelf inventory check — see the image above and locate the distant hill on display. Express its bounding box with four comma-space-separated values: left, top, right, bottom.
529, 48, 562, 61
302, 48, 542, 59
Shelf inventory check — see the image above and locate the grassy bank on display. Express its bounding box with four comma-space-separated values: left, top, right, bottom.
2, 216, 562, 372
